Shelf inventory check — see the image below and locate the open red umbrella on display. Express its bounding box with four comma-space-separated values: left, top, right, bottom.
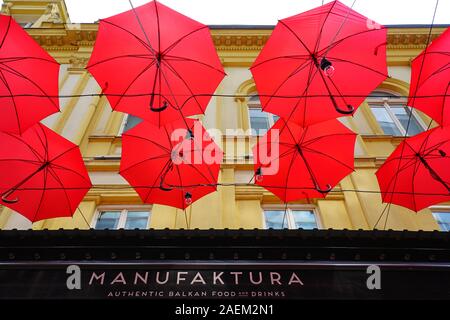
0, 124, 92, 222
376, 126, 450, 212
250, 0, 387, 127
0, 14, 60, 135
252, 118, 356, 202
408, 27, 450, 127
120, 119, 223, 209
87, 1, 225, 127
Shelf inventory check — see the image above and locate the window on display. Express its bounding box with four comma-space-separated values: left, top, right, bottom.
367, 90, 425, 136
94, 208, 151, 230
432, 210, 450, 232
263, 208, 318, 230
248, 95, 279, 134
119, 115, 142, 135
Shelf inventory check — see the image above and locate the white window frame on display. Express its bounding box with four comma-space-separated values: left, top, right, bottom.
367, 91, 426, 136
91, 205, 152, 229
261, 204, 321, 230
430, 206, 450, 232
248, 96, 278, 134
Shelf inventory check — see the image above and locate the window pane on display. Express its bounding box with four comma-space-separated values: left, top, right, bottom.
433, 212, 450, 232
125, 211, 149, 229
370, 107, 402, 135
123, 115, 142, 133
291, 210, 317, 229
249, 108, 270, 133
264, 210, 287, 229
95, 211, 120, 230
391, 107, 423, 136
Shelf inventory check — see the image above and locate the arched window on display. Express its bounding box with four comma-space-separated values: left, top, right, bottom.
248, 95, 279, 134
367, 90, 425, 136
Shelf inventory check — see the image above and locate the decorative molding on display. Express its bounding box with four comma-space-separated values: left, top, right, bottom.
24, 25, 446, 53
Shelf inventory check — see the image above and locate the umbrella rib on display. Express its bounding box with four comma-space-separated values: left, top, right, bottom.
30, 163, 48, 223
302, 146, 355, 171
0, 69, 21, 134
160, 59, 204, 114
250, 55, 311, 70
142, 159, 172, 203
326, 56, 389, 77
112, 59, 157, 109
312, 0, 338, 54
47, 163, 93, 186
173, 161, 187, 209
441, 83, 450, 126
411, 155, 423, 212
2, 131, 44, 162
277, 20, 313, 55
154, 0, 161, 53
100, 19, 155, 55
46, 165, 76, 218
263, 59, 314, 109
415, 63, 450, 91
382, 157, 419, 197
163, 54, 226, 75
317, 28, 386, 56
0, 56, 59, 65
0, 63, 59, 111
300, 61, 318, 127
282, 150, 299, 202
123, 133, 171, 153
0, 16, 12, 50
302, 132, 356, 147
119, 154, 169, 175
86, 54, 153, 69
162, 26, 209, 56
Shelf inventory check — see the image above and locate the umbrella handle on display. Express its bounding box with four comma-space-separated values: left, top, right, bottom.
315, 183, 332, 194
335, 104, 355, 115
150, 100, 169, 112
1, 189, 19, 204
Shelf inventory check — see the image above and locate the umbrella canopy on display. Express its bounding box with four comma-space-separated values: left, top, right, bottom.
408, 27, 450, 127
376, 126, 450, 212
0, 124, 92, 222
120, 119, 223, 209
87, 0, 225, 127
0, 14, 60, 135
250, 0, 387, 127
252, 118, 356, 202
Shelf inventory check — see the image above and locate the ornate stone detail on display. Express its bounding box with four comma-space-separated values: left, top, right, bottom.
69, 56, 89, 69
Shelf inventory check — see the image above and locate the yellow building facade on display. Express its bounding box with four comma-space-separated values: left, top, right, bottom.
0, 0, 448, 231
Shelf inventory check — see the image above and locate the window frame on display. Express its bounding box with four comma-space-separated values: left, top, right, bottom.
118, 114, 142, 136
430, 206, 450, 232
91, 205, 152, 230
261, 204, 321, 230
367, 91, 426, 136
247, 95, 279, 134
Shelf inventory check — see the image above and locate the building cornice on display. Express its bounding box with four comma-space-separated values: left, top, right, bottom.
23, 24, 448, 66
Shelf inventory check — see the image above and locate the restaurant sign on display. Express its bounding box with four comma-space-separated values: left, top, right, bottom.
0, 262, 449, 299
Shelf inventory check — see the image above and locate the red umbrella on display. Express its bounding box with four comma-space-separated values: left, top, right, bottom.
376, 126, 450, 212
120, 119, 223, 209
87, 1, 225, 127
0, 124, 92, 222
0, 14, 60, 135
408, 27, 450, 127
252, 118, 356, 202
250, 0, 387, 127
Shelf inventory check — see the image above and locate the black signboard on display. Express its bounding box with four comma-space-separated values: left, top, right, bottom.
1, 261, 450, 299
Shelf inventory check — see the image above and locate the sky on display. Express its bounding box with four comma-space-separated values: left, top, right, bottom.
61, 0, 450, 25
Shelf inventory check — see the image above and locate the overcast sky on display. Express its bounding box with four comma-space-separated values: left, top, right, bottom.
60, 0, 450, 25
